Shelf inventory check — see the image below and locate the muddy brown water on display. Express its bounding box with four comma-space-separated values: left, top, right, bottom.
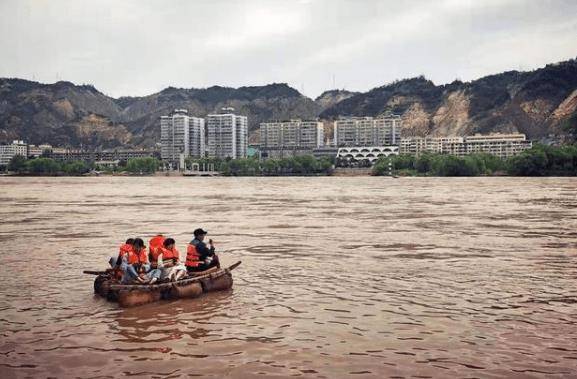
0, 177, 576, 378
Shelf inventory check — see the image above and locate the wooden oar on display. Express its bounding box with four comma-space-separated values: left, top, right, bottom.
83, 270, 108, 275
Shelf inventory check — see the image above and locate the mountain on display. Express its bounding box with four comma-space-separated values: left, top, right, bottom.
116, 84, 321, 146
0, 79, 130, 147
0, 81, 321, 147
1, 58, 576, 148
315, 89, 359, 110
320, 58, 577, 138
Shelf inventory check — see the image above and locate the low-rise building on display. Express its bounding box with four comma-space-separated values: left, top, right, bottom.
312, 147, 339, 160
0, 140, 28, 166
462, 134, 532, 158
50, 148, 156, 162
399, 136, 464, 155
399, 133, 532, 159
336, 146, 399, 164
27, 144, 53, 158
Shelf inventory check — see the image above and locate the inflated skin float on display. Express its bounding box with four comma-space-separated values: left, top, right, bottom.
91, 261, 241, 307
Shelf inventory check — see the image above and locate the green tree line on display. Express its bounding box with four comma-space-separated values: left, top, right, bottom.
185, 155, 333, 176
6, 155, 332, 176
373, 144, 577, 176
5, 156, 161, 175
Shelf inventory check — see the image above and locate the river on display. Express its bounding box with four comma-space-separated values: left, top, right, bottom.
0, 177, 576, 378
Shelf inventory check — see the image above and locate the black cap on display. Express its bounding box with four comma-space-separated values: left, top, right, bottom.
193, 228, 208, 236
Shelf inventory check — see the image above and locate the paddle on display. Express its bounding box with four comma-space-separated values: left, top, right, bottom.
83, 270, 108, 275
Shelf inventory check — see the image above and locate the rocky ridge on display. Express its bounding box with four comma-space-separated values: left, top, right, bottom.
1, 58, 576, 148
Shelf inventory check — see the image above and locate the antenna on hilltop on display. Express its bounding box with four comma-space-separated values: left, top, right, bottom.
332, 74, 336, 89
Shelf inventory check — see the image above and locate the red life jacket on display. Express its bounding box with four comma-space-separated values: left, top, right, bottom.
133, 247, 148, 265
119, 243, 139, 265
186, 244, 201, 267
119, 243, 132, 258
149, 235, 165, 255
151, 246, 179, 263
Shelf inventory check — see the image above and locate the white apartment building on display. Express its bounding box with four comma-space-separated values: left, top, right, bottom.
463, 134, 531, 158
188, 116, 206, 159
0, 140, 28, 166
334, 114, 401, 147
160, 109, 207, 166
161, 109, 189, 165
399, 136, 464, 155
399, 133, 532, 159
260, 119, 324, 159
206, 109, 248, 159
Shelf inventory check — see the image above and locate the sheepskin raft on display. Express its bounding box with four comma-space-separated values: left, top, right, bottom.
91, 261, 241, 307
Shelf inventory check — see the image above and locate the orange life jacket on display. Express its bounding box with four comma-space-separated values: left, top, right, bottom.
119, 243, 139, 265
119, 243, 132, 258
186, 244, 201, 267
133, 247, 148, 265
149, 235, 165, 255
151, 246, 179, 263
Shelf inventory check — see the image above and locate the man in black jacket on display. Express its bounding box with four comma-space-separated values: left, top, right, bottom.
187, 228, 220, 272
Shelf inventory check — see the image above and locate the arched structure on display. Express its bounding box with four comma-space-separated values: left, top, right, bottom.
336, 146, 399, 164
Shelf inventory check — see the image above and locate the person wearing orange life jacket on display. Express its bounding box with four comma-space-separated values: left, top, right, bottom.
153, 238, 187, 281
186, 228, 220, 273
108, 238, 134, 281
118, 238, 151, 284
109, 238, 134, 268
149, 234, 165, 258
134, 238, 154, 282
132, 238, 149, 267
146, 234, 166, 284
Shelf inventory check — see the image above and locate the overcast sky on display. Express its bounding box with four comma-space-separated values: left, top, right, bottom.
1, 0, 576, 99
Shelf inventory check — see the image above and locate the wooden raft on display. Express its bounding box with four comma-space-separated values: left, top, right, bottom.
109, 261, 241, 292
92, 261, 241, 307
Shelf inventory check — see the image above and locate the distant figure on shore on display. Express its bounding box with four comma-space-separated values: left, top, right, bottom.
186, 228, 220, 273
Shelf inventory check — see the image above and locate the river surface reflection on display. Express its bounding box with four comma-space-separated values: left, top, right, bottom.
0, 177, 576, 378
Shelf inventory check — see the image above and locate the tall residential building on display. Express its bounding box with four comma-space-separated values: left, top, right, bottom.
160, 109, 206, 165
161, 109, 189, 164
188, 117, 206, 159
260, 119, 324, 158
334, 114, 401, 147
206, 109, 248, 159
399, 133, 532, 159
0, 140, 28, 166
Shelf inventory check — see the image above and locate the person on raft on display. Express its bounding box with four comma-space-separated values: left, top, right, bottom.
150, 237, 187, 282
116, 238, 150, 284
186, 228, 220, 273
110, 238, 134, 268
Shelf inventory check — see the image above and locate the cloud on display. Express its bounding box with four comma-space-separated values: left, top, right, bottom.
0, 0, 576, 98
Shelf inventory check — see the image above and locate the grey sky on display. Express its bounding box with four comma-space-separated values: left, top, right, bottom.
1, 0, 576, 99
